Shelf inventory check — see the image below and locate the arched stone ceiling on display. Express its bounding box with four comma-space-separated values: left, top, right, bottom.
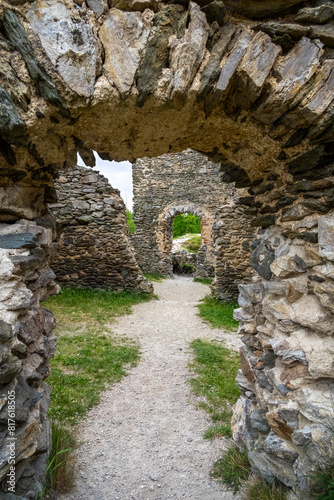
0, 0, 333, 196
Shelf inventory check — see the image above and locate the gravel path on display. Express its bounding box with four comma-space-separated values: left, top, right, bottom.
59, 276, 242, 500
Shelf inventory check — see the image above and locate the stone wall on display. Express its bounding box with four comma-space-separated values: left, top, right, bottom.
0, 215, 58, 498
50, 166, 152, 293
211, 199, 256, 302
231, 167, 334, 496
133, 150, 254, 296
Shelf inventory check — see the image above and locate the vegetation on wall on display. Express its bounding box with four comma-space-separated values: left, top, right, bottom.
126, 209, 136, 234
173, 213, 201, 238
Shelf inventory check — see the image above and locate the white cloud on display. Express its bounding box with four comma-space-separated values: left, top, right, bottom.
77, 152, 134, 210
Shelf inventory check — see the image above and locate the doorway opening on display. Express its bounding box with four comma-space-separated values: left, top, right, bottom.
172, 213, 202, 275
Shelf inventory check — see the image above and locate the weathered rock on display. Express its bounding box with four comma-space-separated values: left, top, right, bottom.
318, 214, 334, 260
100, 8, 152, 96
0, 233, 37, 250
27, 0, 101, 97
216, 30, 252, 92
0, 85, 26, 144
222, 0, 304, 20
197, 21, 236, 100
235, 32, 281, 105
309, 24, 334, 48
254, 38, 323, 124
3, 10, 68, 112
250, 243, 275, 280
87, 0, 107, 17
296, 5, 334, 25
158, 2, 208, 104
201, 1, 225, 25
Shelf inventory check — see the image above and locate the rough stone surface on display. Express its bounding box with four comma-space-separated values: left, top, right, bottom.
50, 166, 152, 294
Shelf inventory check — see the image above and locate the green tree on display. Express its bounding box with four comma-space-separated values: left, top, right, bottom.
173, 213, 201, 238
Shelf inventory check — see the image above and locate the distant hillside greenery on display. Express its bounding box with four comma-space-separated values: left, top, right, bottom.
173, 214, 201, 238
126, 209, 136, 234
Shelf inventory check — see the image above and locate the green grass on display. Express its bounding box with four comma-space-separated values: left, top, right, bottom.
126, 209, 136, 234
188, 339, 241, 439
244, 477, 288, 500
144, 273, 164, 282
40, 420, 77, 496
197, 296, 239, 330
193, 277, 213, 285
181, 235, 202, 253
48, 333, 139, 424
44, 287, 151, 327
211, 447, 251, 493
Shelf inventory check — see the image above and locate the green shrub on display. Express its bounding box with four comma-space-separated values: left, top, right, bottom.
173, 213, 201, 237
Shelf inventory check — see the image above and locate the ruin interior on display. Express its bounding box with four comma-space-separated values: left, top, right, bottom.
1, 0, 334, 496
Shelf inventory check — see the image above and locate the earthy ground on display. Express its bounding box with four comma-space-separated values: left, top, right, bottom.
59, 276, 242, 500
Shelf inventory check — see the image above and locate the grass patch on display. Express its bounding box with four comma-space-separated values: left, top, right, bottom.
197, 296, 239, 330
244, 477, 289, 500
39, 420, 77, 496
144, 273, 164, 282
193, 277, 213, 286
188, 339, 241, 439
181, 235, 202, 253
48, 333, 139, 424
44, 287, 151, 328
210, 447, 251, 492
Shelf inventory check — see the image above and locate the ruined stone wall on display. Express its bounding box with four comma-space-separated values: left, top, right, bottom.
50, 166, 152, 294
133, 150, 254, 293
0, 215, 58, 499
231, 164, 334, 496
211, 199, 256, 302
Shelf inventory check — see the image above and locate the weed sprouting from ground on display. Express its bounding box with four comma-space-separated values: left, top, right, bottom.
41, 287, 150, 496
193, 277, 213, 286
188, 339, 240, 438
210, 447, 251, 492
197, 296, 239, 330
244, 477, 288, 500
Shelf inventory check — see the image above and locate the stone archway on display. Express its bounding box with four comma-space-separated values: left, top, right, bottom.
1, 0, 334, 496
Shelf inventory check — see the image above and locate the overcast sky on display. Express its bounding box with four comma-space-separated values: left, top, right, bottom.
77, 152, 134, 210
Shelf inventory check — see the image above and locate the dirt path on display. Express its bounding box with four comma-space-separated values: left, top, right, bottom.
59, 276, 242, 500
